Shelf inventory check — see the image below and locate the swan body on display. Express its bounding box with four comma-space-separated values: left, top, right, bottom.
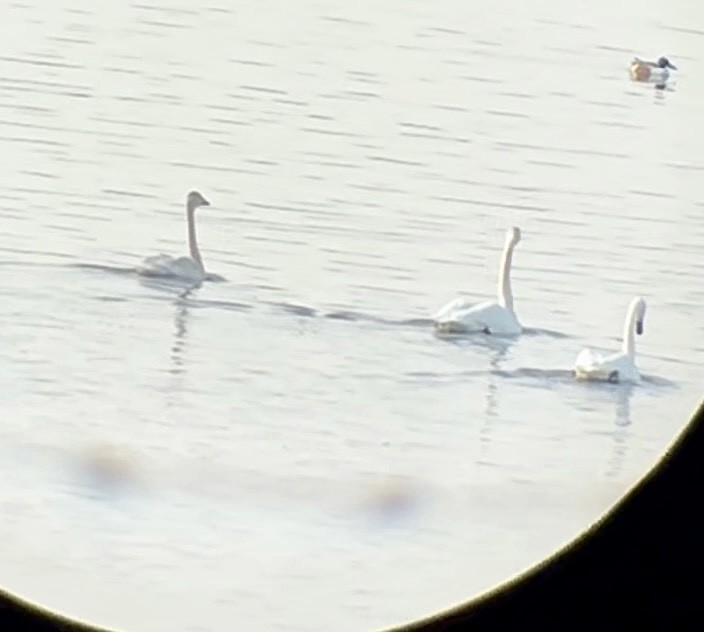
137, 191, 213, 283
434, 227, 522, 336
629, 56, 677, 83
574, 297, 647, 384
138, 254, 205, 282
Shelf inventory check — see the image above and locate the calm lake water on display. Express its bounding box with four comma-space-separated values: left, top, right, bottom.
1, 1, 702, 630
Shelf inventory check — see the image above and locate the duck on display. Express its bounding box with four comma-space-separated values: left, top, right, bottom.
629, 56, 677, 83
433, 227, 522, 336
573, 296, 647, 384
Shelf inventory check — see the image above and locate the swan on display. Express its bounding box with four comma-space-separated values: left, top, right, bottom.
433, 226, 522, 336
137, 190, 215, 282
573, 297, 647, 384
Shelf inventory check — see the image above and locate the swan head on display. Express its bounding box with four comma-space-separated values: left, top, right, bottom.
187, 190, 210, 211
657, 56, 677, 70
505, 226, 521, 247
630, 297, 647, 335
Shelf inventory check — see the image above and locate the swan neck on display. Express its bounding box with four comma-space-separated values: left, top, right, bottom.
497, 241, 515, 311
186, 205, 204, 271
622, 303, 638, 357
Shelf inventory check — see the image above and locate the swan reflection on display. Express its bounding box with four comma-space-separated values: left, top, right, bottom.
478, 336, 516, 464
170, 285, 197, 376
605, 384, 635, 478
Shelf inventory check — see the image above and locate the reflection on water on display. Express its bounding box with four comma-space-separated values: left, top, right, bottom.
478, 341, 514, 466
614, 384, 633, 428
485, 381, 499, 420
606, 384, 634, 477
654, 82, 677, 97
68, 262, 136, 276
170, 286, 195, 376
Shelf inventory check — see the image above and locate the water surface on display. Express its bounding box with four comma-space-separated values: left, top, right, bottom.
1, 1, 702, 630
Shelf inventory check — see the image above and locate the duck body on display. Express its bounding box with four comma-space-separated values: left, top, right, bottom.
629, 56, 677, 83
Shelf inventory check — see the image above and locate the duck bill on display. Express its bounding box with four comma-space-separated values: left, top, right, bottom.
636, 320, 644, 335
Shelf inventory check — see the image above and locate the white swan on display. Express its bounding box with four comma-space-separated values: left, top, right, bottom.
434, 226, 522, 336
574, 297, 647, 384
137, 191, 213, 283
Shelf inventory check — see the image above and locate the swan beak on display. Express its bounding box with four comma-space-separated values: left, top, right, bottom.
667, 61, 677, 70
636, 320, 644, 335
202, 198, 211, 206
